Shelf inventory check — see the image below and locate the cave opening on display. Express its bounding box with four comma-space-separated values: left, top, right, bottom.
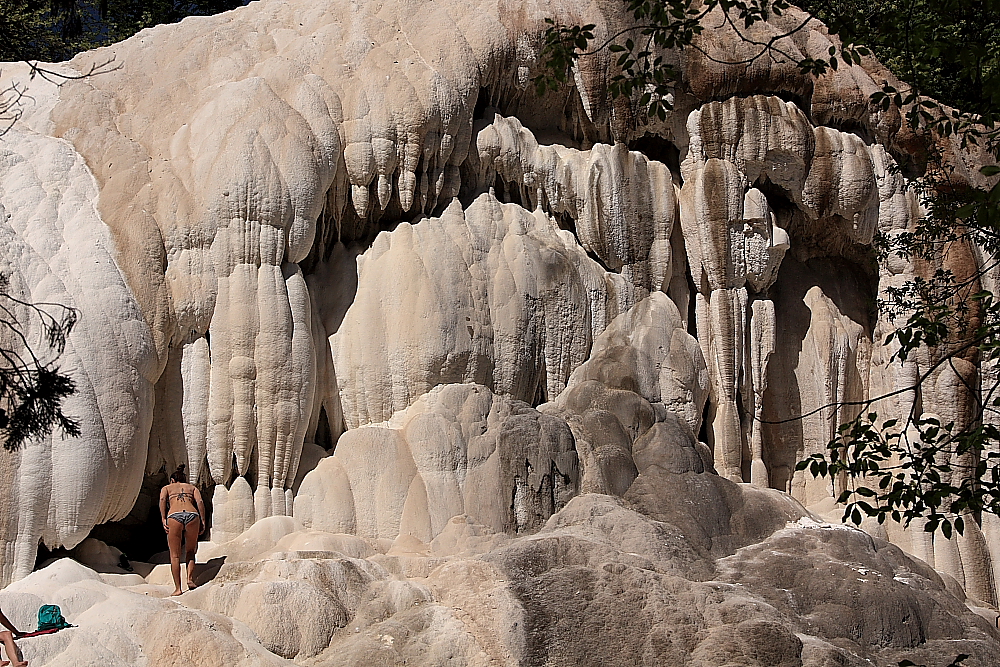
89, 470, 170, 563
315, 405, 336, 452
56, 468, 218, 570
628, 134, 680, 174
698, 396, 712, 445
473, 86, 491, 121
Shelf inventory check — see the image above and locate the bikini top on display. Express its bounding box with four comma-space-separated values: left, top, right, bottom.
167, 486, 197, 507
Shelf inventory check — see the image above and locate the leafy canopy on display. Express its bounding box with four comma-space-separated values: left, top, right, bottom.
0, 0, 246, 62
0, 276, 80, 451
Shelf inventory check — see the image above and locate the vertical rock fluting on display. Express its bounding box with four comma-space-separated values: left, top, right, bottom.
331, 193, 637, 428
181, 337, 211, 485
474, 115, 677, 293
677, 89, 997, 601
748, 299, 775, 488
0, 0, 996, 603
294, 383, 579, 541
21, 0, 530, 536
0, 100, 158, 581
679, 97, 804, 482
679, 158, 748, 481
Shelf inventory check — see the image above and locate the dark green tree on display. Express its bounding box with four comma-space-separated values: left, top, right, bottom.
0, 0, 246, 63
0, 0, 66, 62
0, 276, 80, 451
100, 0, 247, 47
800, 0, 1000, 119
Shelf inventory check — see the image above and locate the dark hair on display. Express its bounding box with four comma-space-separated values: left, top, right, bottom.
170, 464, 187, 484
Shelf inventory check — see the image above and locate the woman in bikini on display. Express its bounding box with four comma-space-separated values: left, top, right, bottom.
158, 464, 206, 596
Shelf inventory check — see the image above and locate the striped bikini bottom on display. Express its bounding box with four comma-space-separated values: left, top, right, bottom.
167, 511, 200, 525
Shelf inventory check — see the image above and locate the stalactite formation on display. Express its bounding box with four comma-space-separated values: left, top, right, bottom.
0, 0, 997, 621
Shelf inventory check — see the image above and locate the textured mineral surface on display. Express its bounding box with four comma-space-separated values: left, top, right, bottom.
1, 0, 999, 664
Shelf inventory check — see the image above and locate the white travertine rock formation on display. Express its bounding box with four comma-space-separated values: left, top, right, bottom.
743, 188, 789, 292
802, 126, 878, 236
683, 95, 815, 200
294, 383, 578, 542
748, 298, 776, 488
332, 193, 636, 427
540, 291, 709, 496
0, 559, 292, 666
183, 550, 388, 660
10, 483, 1000, 667
475, 114, 677, 292
1, 0, 1000, 660
562, 292, 709, 434
0, 104, 158, 584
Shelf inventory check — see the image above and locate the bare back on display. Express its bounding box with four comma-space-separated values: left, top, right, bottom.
163, 482, 199, 514
159, 478, 205, 595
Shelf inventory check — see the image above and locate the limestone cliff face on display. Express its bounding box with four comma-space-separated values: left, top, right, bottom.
0, 0, 998, 663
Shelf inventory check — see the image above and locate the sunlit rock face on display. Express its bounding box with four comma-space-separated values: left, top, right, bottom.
1, 0, 999, 663
331, 194, 637, 428
293, 382, 579, 544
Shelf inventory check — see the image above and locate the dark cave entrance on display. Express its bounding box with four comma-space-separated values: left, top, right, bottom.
87, 470, 171, 563
43, 468, 218, 568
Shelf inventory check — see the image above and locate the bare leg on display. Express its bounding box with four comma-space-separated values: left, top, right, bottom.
167, 518, 185, 596
0, 630, 26, 667
184, 518, 200, 590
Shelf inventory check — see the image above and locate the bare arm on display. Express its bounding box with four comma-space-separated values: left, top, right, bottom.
194, 487, 206, 535
0, 607, 22, 637
159, 486, 169, 533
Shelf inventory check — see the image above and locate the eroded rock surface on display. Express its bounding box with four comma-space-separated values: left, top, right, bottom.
293, 383, 579, 543
1, 0, 999, 663
332, 194, 636, 428
8, 493, 998, 666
